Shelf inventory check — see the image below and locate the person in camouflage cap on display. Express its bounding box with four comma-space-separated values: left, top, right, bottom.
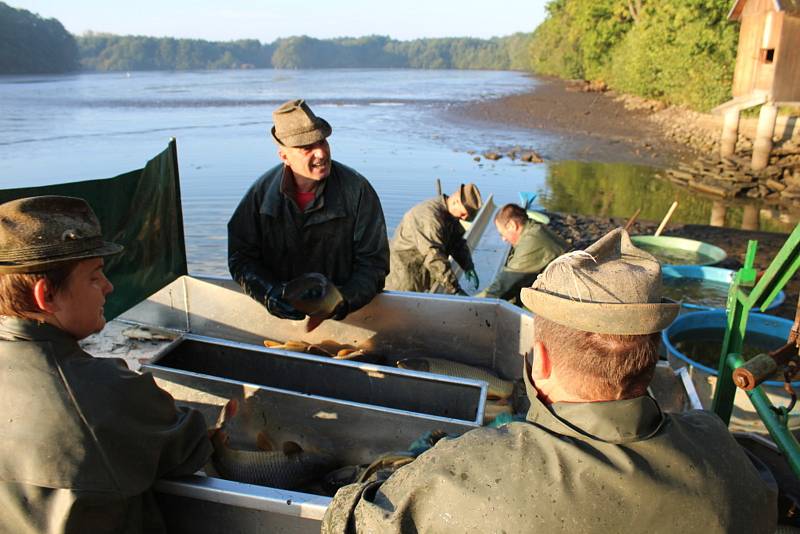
228, 99, 389, 328
322, 228, 776, 534
0, 196, 212, 534
385, 183, 482, 294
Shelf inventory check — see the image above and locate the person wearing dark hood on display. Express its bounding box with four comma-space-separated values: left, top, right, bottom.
385, 183, 482, 294
0, 195, 212, 534
228, 99, 389, 326
322, 228, 777, 534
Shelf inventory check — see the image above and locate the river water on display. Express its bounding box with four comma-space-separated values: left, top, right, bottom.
0, 69, 790, 275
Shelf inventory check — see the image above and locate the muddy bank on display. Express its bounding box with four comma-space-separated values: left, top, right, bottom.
458, 75, 799, 319
455, 76, 695, 168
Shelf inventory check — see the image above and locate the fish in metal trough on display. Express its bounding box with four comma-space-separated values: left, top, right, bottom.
397, 357, 514, 400
210, 399, 336, 490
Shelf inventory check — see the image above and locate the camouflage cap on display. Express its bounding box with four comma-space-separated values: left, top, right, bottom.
520, 228, 679, 335
452, 183, 482, 221
0, 196, 123, 274
271, 99, 332, 147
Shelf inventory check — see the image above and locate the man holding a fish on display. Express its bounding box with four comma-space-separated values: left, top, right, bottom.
322, 228, 776, 533
228, 99, 389, 327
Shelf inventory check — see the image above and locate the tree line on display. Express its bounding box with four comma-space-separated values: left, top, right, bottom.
528, 0, 739, 111
0, 2, 533, 73
77, 33, 534, 71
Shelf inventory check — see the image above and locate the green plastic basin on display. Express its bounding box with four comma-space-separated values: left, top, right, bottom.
631, 235, 726, 266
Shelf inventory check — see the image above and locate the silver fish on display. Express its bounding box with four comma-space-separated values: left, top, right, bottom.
210, 399, 336, 490
397, 357, 514, 400
211, 430, 334, 490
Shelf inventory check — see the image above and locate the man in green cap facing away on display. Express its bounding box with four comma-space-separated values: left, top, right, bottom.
322, 228, 776, 534
477, 203, 567, 303
228, 99, 389, 325
385, 183, 482, 294
0, 196, 212, 534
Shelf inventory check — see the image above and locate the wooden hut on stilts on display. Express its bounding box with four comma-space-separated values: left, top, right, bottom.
714, 0, 800, 169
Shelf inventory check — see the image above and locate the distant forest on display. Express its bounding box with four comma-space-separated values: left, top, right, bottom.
77, 33, 534, 71
0, 2, 77, 73
2, 1, 743, 112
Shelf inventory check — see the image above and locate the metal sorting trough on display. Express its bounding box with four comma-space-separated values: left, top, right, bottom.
118, 275, 700, 532
142, 334, 488, 425
118, 275, 532, 532
151, 379, 476, 534
120, 275, 534, 383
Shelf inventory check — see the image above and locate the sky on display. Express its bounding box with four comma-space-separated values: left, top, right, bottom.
8, 1, 549, 42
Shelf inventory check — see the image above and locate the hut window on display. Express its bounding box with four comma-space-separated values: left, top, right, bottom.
761, 48, 775, 64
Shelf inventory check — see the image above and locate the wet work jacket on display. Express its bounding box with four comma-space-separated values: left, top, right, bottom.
0, 317, 213, 534
228, 161, 389, 314
322, 372, 777, 534
481, 219, 567, 303
385, 196, 473, 294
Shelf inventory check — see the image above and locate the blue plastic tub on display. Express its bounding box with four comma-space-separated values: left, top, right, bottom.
662, 310, 797, 388
662, 265, 785, 312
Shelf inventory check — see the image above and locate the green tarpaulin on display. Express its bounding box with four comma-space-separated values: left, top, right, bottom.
0, 139, 187, 319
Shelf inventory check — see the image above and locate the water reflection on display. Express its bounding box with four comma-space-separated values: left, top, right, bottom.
538, 161, 798, 233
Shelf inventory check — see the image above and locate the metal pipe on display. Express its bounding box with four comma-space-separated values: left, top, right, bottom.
727, 353, 800, 479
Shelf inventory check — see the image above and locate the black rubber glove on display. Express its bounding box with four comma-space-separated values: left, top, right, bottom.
267, 283, 306, 321
331, 300, 350, 321
236, 270, 305, 321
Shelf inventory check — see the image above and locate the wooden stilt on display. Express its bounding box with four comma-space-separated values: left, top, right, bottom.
710, 200, 727, 227
751, 103, 778, 170
720, 108, 740, 158
741, 204, 760, 231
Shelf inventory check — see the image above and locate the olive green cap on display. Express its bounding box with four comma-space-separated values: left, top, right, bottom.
0, 196, 123, 274
271, 99, 332, 147
520, 228, 679, 335
452, 183, 482, 221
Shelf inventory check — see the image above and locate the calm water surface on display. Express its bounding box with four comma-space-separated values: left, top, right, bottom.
0, 69, 787, 275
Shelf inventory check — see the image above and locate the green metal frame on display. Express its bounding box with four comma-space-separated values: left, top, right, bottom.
711, 222, 800, 477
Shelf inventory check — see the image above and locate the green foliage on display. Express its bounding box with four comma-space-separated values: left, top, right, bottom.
0, 2, 78, 74
608, 0, 738, 110
530, 0, 739, 111
73, 32, 533, 72
78, 33, 272, 71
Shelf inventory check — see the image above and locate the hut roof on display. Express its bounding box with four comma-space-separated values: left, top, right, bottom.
729, 0, 800, 20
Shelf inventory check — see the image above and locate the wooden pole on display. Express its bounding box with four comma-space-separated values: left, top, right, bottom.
752, 103, 778, 170
741, 204, 760, 231
720, 108, 740, 158
623, 208, 642, 232
710, 200, 727, 227
654, 201, 678, 237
